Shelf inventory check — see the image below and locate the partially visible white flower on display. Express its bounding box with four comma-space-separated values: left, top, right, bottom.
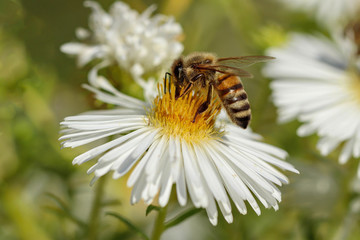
263, 32, 360, 177
59, 81, 298, 225
61, 1, 183, 90
278, 0, 360, 27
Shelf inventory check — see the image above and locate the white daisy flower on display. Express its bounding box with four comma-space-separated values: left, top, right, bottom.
60, 1, 183, 92
263, 32, 360, 177
278, 0, 360, 27
59, 79, 298, 225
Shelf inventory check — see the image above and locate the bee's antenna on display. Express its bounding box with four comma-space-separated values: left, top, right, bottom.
164, 72, 172, 94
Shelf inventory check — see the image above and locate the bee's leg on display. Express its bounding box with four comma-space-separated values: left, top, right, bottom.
176, 73, 204, 99
201, 77, 207, 88
175, 82, 193, 99
164, 72, 172, 94
192, 85, 213, 123
175, 85, 182, 99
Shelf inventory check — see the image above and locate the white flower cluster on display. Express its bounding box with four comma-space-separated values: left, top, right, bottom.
61, 1, 183, 95
264, 32, 360, 176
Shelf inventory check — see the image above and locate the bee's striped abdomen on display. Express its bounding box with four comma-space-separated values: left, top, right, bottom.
215, 74, 251, 129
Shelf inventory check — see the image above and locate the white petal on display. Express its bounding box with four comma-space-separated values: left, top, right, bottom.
317, 137, 340, 156
127, 136, 160, 187
113, 129, 159, 178
175, 153, 187, 206
339, 137, 355, 164
182, 141, 208, 208
205, 196, 218, 226
75, 27, 91, 39
60, 42, 87, 55
193, 144, 230, 206
83, 84, 145, 110
145, 135, 168, 179
72, 127, 148, 165
205, 143, 261, 215
225, 132, 288, 159
61, 126, 141, 148
131, 174, 147, 204
158, 159, 174, 207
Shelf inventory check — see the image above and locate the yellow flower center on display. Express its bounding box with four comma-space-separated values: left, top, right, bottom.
147, 81, 222, 143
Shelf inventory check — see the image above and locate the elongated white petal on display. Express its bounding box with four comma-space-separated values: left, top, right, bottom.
205, 194, 218, 226
193, 144, 231, 212
158, 159, 174, 207
204, 143, 261, 215
61, 126, 141, 148
83, 84, 145, 110
176, 154, 187, 206
72, 127, 147, 165
182, 141, 208, 208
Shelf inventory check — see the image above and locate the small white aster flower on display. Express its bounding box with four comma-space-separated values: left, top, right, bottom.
263, 32, 360, 177
59, 80, 298, 225
60, 1, 183, 91
278, 0, 360, 27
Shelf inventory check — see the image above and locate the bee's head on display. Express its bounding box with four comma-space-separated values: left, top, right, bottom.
171, 57, 185, 87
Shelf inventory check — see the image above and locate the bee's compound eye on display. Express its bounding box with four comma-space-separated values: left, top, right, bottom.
204, 59, 211, 64
174, 64, 183, 80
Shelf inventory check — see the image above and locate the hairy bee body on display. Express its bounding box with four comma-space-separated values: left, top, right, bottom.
215, 74, 251, 128
170, 52, 273, 129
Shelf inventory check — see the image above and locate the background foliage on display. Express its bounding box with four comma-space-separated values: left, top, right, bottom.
1, 0, 359, 239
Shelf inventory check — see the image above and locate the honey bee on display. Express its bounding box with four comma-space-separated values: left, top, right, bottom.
169, 52, 274, 129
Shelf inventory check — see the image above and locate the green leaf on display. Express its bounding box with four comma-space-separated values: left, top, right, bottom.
106, 211, 149, 240
164, 208, 203, 229
45, 192, 69, 212
146, 205, 161, 216
43, 205, 87, 227
44, 193, 86, 227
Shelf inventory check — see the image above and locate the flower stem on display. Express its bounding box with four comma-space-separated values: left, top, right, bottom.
85, 176, 106, 240
151, 205, 168, 240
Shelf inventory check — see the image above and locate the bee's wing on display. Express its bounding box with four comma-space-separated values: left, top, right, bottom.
196, 65, 254, 78
217, 56, 275, 68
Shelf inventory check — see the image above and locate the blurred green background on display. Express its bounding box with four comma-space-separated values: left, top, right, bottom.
1, 0, 359, 239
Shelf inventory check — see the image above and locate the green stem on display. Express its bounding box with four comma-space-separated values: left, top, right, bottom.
151, 205, 168, 240
85, 176, 106, 240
